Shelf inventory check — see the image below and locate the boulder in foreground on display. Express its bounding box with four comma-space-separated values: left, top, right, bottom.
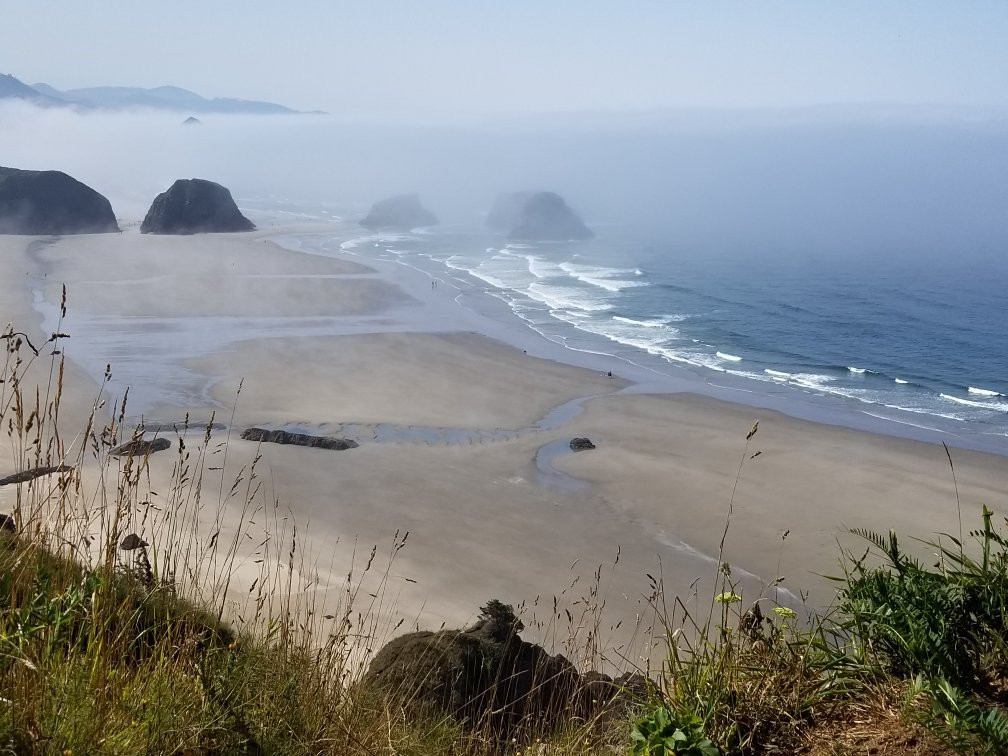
362, 599, 645, 736
140, 178, 254, 234
0, 166, 120, 235
359, 194, 437, 230
497, 191, 593, 241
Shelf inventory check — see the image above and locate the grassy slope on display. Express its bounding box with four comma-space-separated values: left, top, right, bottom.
1, 322, 1005, 754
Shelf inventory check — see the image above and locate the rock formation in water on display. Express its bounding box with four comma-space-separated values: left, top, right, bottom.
0, 166, 120, 235
140, 178, 254, 234
504, 191, 593, 241
359, 194, 437, 230
485, 191, 535, 232
182, 115, 201, 125
362, 599, 646, 737
241, 428, 358, 450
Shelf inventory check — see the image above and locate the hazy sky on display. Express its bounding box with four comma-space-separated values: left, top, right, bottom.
4, 2, 1008, 114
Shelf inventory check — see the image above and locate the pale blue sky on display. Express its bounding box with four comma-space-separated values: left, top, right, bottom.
4, 2, 1007, 114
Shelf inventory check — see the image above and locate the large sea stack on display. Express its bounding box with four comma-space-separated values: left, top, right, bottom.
0, 166, 119, 234
359, 194, 437, 230
140, 179, 254, 234
491, 191, 593, 241
485, 191, 535, 232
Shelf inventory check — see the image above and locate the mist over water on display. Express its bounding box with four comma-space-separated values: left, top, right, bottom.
2, 101, 1007, 260
3, 102, 1007, 448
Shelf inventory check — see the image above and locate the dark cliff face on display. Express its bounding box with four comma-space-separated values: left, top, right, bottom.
0, 167, 120, 235
140, 179, 255, 234
506, 192, 593, 241
359, 194, 437, 230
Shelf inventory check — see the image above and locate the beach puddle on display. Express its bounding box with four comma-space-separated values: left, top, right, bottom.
252, 393, 603, 491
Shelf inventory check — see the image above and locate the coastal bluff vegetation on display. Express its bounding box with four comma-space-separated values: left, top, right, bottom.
0, 318, 1005, 754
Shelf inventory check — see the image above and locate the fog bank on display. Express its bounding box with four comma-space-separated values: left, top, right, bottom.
1, 102, 1006, 259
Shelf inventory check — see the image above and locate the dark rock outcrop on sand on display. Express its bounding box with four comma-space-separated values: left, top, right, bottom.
241, 428, 358, 451
110, 437, 172, 457
362, 599, 646, 737
0, 465, 74, 486
569, 437, 596, 452
359, 194, 437, 230
493, 191, 593, 241
0, 166, 120, 235
140, 178, 254, 234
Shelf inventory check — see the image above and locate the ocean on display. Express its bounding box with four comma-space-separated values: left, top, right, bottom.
317, 218, 1008, 454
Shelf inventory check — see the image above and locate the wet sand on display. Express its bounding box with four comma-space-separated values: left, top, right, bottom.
2, 228, 1006, 668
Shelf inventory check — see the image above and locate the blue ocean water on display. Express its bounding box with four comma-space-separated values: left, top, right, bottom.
330, 221, 1008, 450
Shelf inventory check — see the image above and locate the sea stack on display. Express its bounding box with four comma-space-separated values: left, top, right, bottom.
501, 192, 592, 242
140, 178, 254, 234
485, 191, 535, 232
359, 194, 437, 230
0, 166, 120, 234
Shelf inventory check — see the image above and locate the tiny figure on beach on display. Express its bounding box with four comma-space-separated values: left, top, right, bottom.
607, 371, 613, 378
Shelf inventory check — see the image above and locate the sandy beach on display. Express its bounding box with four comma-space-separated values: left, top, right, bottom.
2, 226, 1006, 668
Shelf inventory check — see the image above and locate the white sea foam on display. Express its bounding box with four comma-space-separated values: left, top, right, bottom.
558, 262, 649, 292
612, 315, 670, 328
968, 386, 1003, 397
941, 393, 1008, 412
765, 369, 791, 380
716, 351, 742, 362
848, 366, 866, 374
894, 378, 909, 384
526, 282, 613, 312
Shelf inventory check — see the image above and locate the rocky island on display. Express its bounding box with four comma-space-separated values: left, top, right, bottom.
359, 193, 437, 230
140, 178, 254, 234
0, 166, 120, 235
488, 191, 593, 241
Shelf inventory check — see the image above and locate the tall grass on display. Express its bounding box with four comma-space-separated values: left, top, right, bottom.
1, 308, 1004, 754
0, 318, 473, 753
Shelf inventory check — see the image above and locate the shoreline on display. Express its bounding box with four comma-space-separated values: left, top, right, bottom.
3, 223, 1007, 638
278, 223, 1008, 459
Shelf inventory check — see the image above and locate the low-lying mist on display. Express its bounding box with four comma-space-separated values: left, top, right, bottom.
2, 101, 1006, 261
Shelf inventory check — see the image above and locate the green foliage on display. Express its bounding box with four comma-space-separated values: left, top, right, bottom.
839, 511, 1008, 687
630, 706, 720, 755
907, 675, 1008, 754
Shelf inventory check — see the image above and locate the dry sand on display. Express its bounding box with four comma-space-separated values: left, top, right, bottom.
2, 229, 1006, 670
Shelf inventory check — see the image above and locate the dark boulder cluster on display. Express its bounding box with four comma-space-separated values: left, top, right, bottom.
488, 191, 593, 241
0, 167, 119, 235
0, 166, 256, 236
362, 600, 646, 738
359, 193, 437, 231
140, 178, 254, 234
241, 427, 358, 451
569, 437, 596, 451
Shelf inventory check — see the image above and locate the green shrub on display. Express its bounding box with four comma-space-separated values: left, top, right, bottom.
630, 706, 720, 755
